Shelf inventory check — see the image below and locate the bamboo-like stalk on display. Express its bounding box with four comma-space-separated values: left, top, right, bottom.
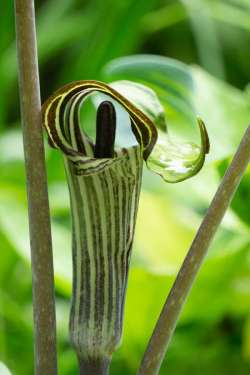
14, 1, 57, 374
138, 125, 250, 375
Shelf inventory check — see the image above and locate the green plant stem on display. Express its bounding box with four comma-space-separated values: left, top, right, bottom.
138, 124, 250, 375
14, 1, 57, 374
78, 357, 111, 375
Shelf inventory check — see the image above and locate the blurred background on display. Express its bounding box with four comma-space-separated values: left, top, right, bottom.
1, 0, 250, 374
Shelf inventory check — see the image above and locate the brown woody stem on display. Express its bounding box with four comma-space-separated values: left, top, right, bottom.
138, 125, 250, 375
14, 1, 57, 374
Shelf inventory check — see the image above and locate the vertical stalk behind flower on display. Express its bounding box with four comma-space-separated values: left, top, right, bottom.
14, 1, 57, 374
65, 145, 142, 369
138, 125, 250, 375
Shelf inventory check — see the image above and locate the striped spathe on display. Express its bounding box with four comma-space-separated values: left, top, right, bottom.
66, 145, 142, 361
42, 78, 209, 366
42, 80, 147, 363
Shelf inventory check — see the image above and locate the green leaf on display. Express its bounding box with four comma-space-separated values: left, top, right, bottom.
0, 190, 71, 295
110, 80, 167, 131
103, 54, 195, 128
59, 0, 159, 81
192, 67, 250, 160
146, 118, 209, 183
104, 54, 250, 166
109, 77, 209, 183
209, 1, 250, 31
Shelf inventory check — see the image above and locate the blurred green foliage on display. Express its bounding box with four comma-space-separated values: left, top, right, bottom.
0, 0, 250, 374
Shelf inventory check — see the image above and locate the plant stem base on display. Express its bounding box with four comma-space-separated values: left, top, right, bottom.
78, 356, 111, 375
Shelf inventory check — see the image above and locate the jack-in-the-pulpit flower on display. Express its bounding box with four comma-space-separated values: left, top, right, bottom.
42, 80, 209, 368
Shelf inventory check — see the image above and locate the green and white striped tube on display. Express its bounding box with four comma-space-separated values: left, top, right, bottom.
65, 145, 142, 364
